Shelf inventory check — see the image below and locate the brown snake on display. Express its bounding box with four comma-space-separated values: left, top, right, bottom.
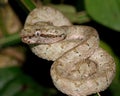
20, 6, 116, 96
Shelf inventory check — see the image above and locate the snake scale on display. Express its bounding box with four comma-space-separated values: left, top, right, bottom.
20, 6, 116, 96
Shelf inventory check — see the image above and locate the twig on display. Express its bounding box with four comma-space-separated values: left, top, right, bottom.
97, 92, 101, 96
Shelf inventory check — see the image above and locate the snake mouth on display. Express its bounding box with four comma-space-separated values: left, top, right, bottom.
21, 33, 66, 44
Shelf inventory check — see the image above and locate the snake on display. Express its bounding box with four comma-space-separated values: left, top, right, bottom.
20, 6, 116, 96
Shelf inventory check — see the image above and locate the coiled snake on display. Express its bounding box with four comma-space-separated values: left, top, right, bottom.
20, 6, 116, 96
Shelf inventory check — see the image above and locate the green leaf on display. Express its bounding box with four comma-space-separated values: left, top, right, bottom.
0, 67, 21, 91
0, 67, 56, 96
85, 0, 120, 31
20, 0, 36, 11
1, 79, 23, 96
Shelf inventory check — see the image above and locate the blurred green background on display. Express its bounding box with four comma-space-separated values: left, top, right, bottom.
0, 0, 120, 96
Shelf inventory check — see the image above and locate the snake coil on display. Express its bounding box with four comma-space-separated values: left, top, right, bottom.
21, 6, 115, 96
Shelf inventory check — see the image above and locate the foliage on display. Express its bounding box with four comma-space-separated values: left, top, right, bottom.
85, 0, 120, 31
0, 67, 55, 96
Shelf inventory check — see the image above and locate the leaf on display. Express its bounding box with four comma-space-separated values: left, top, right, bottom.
20, 0, 36, 11
0, 67, 56, 96
0, 67, 21, 91
85, 0, 120, 31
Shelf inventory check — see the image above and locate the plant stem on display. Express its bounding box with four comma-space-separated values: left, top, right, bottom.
0, 33, 21, 49
0, 7, 9, 36
97, 93, 101, 96
20, 0, 36, 11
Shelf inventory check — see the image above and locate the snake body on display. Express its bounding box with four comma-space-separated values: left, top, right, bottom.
21, 6, 115, 96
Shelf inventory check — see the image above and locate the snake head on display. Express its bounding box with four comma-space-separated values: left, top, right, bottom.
20, 22, 66, 44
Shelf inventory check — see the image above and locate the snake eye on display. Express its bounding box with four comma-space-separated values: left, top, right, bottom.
34, 31, 41, 36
